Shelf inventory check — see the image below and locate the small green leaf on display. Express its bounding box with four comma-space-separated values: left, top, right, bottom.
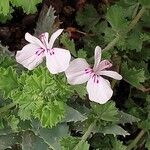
0, 67, 18, 97
91, 101, 118, 122
60, 33, 77, 57
106, 5, 128, 32
121, 62, 146, 89
77, 49, 87, 59
72, 84, 87, 99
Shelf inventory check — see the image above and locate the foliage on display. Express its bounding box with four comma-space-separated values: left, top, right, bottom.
0, 0, 150, 149
0, 0, 42, 23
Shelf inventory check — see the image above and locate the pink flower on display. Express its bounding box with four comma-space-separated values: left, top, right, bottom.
16, 29, 71, 74
65, 46, 122, 104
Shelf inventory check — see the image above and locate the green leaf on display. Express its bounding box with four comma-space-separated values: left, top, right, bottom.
91, 101, 118, 122
35, 101, 65, 128
127, 32, 143, 52
0, 67, 18, 97
11, 0, 42, 14
118, 111, 140, 124
121, 62, 146, 89
34, 5, 56, 35
139, 0, 150, 7
96, 125, 129, 136
145, 135, 150, 150
22, 130, 49, 150
72, 84, 87, 99
106, 5, 128, 32
112, 139, 127, 150
0, 0, 10, 16
62, 105, 87, 122
60, 33, 77, 57
0, 133, 21, 149
76, 4, 99, 32
61, 136, 89, 150
7, 115, 19, 132
32, 121, 69, 150
77, 49, 87, 59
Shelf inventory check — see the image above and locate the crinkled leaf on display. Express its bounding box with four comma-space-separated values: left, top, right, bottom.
11, 0, 42, 14
0, 67, 18, 97
121, 62, 146, 89
35, 101, 65, 128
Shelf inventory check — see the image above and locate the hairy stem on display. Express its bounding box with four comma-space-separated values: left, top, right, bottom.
103, 6, 146, 52
126, 130, 145, 150
0, 103, 16, 114
74, 121, 96, 150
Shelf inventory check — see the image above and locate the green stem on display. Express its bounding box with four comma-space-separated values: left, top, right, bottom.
103, 6, 146, 52
74, 121, 96, 150
128, 6, 146, 32
126, 130, 145, 150
0, 103, 16, 114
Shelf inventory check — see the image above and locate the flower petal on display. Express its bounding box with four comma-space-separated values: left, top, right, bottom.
49, 29, 63, 49
93, 46, 102, 70
99, 70, 122, 80
16, 44, 44, 70
39, 32, 49, 48
46, 48, 71, 74
86, 76, 113, 104
25, 32, 45, 49
97, 60, 112, 72
65, 58, 91, 85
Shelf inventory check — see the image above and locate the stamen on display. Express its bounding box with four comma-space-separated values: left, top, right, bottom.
92, 74, 99, 84
85, 68, 93, 74
35, 48, 45, 56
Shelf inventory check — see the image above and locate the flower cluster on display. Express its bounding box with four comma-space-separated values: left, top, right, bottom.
16, 29, 122, 104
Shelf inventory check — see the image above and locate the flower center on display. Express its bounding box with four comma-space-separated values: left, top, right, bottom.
35, 48, 45, 56
85, 68, 99, 84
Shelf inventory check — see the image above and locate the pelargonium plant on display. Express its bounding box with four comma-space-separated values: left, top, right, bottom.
0, 0, 150, 150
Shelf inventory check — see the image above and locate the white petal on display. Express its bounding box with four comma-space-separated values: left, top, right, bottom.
46, 48, 71, 74
39, 32, 49, 48
16, 44, 45, 70
49, 29, 63, 49
25, 32, 45, 49
93, 46, 102, 70
97, 60, 112, 71
86, 76, 113, 104
99, 71, 122, 80
65, 58, 91, 85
